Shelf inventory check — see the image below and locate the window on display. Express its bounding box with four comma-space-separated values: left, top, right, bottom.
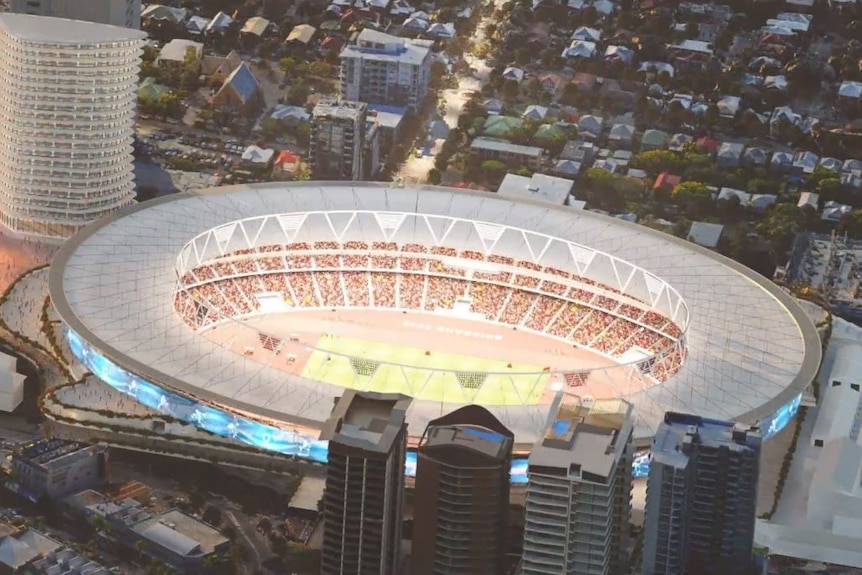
814, 439, 823, 447
833, 381, 842, 387
853, 384, 860, 392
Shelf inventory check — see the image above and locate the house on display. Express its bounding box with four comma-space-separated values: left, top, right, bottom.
600, 79, 638, 108
502, 66, 525, 83
497, 173, 575, 205
554, 159, 582, 177
654, 172, 682, 194
270, 105, 311, 124
798, 191, 819, 210
523, 105, 549, 121
696, 135, 719, 155
823, 201, 852, 222
578, 115, 603, 139
205, 11, 233, 34
201, 51, 243, 85
212, 63, 264, 118
839, 81, 862, 100
285, 24, 316, 48
608, 123, 635, 147
274, 151, 302, 179
750, 194, 778, 211
571, 26, 601, 42
483, 99, 504, 115
560, 140, 596, 164
819, 157, 843, 173
743, 147, 770, 166
571, 72, 597, 92
427, 22, 456, 38
141, 4, 188, 25
764, 75, 789, 91
483, 115, 522, 138
687, 221, 723, 248
562, 40, 597, 59
156, 39, 203, 69
593, 0, 615, 15
793, 150, 820, 174
717, 95, 741, 118
843, 159, 862, 175
666, 39, 714, 72
241, 16, 270, 39
470, 137, 543, 170
717, 187, 750, 205
668, 133, 693, 151
605, 45, 634, 64
538, 74, 564, 94
717, 142, 745, 168
534, 124, 564, 143
641, 129, 668, 150
186, 16, 210, 35
138, 77, 171, 101
771, 150, 794, 173
241, 145, 275, 168
638, 61, 674, 77
403, 15, 429, 31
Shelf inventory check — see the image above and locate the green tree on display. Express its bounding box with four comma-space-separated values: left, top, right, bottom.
816, 177, 843, 202
633, 150, 683, 175
480, 159, 507, 182
157, 92, 183, 120
308, 61, 333, 78
672, 181, 712, 217
286, 82, 310, 106
757, 203, 804, 261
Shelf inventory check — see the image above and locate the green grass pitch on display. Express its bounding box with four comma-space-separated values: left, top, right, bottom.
301, 335, 550, 406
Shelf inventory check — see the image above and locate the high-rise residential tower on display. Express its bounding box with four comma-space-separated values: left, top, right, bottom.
320, 390, 412, 575
310, 99, 367, 181
0, 14, 145, 240
642, 412, 761, 575
411, 405, 514, 575
339, 29, 431, 112
522, 395, 634, 575
10, 0, 141, 29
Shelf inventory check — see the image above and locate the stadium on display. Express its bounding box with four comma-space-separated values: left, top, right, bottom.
49, 182, 821, 478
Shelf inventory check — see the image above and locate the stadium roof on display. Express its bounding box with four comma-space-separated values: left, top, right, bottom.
50, 183, 821, 444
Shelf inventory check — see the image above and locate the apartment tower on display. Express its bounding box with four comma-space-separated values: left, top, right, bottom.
0, 15, 145, 240
320, 390, 412, 575
522, 395, 634, 575
11, 0, 142, 29
411, 405, 514, 575
339, 28, 431, 112
641, 412, 762, 575
310, 98, 367, 181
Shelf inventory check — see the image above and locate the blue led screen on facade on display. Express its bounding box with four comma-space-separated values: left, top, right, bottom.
64, 327, 802, 485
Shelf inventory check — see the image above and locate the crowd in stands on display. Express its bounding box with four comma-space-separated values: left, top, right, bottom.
174, 241, 687, 381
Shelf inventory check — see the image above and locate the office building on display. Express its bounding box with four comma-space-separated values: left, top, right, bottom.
10, 0, 141, 29
522, 395, 634, 575
0, 15, 145, 241
310, 99, 367, 181
10, 439, 108, 500
320, 391, 412, 575
642, 412, 761, 575
0, 352, 25, 413
339, 28, 432, 112
411, 405, 514, 575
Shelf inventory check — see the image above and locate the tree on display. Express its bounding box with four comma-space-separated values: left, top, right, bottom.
672, 181, 712, 217
308, 61, 333, 78
816, 177, 843, 202
157, 92, 183, 120
633, 150, 683, 175
286, 82, 310, 106
427, 168, 442, 185
480, 160, 507, 182
757, 203, 804, 261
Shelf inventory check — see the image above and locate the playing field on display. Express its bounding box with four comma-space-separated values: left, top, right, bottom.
301, 335, 551, 405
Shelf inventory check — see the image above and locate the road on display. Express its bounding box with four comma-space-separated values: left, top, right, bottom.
396, 5, 498, 185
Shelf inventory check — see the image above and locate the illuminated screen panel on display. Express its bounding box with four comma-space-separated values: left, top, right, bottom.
63, 327, 801, 485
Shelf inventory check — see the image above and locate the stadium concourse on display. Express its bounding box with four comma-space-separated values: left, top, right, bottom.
49, 183, 821, 462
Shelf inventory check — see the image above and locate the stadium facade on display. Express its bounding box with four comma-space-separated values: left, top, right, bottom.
49, 183, 821, 480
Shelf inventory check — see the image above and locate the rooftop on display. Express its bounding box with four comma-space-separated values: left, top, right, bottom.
320, 390, 412, 453
471, 137, 543, 157
313, 98, 367, 121
652, 412, 761, 469
341, 28, 431, 66
15, 439, 94, 468
529, 395, 633, 481
132, 509, 227, 557
424, 424, 512, 460
497, 173, 574, 205
0, 13, 146, 44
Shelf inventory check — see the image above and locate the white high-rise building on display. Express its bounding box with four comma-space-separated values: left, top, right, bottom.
339, 28, 432, 112
523, 395, 634, 575
10, 0, 141, 29
0, 15, 145, 240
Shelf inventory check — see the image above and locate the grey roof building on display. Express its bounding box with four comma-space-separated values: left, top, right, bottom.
523, 395, 634, 575
497, 173, 575, 205
642, 412, 761, 575
321, 391, 412, 575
